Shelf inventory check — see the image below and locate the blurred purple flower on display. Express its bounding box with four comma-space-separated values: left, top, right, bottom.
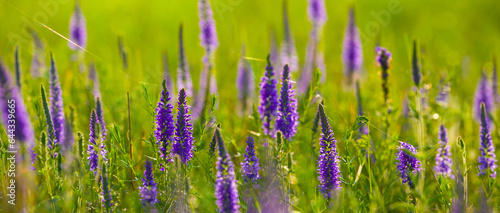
198, 0, 218, 56
276, 65, 298, 139
172, 89, 194, 164
434, 125, 453, 179
307, 0, 327, 26
30, 30, 45, 78
0, 59, 35, 146
317, 103, 342, 198
88, 110, 99, 172
241, 136, 260, 185
68, 2, 87, 50
478, 103, 497, 178
492, 61, 499, 105
96, 98, 106, 141
280, 2, 298, 73
49, 54, 66, 147
155, 80, 175, 163
396, 141, 421, 188
101, 165, 113, 209
177, 24, 193, 97
162, 53, 174, 95
342, 8, 363, 86
258, 55, 279, 136
88, 62, 101, 98
140, 160, 158, 210
236, 46, 255, 114
472, 72, 494, 123
411, 41, 421, 87
214, 128, 240, 213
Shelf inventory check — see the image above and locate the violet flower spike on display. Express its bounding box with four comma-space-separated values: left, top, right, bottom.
307, 0, 327, 26
140, 160, 158, 210
434, 125, 453, 179
341, 8, 363, 87
214, 128, 240, 213
376, 46, 392, 105
198, 0, 218, 56
411, 41, 421, 87
172, 89, 194, 164
49, 54, 66, 147
241, 136, 260, 185
478, 103, 497, 178
155, 79, 175, 163
258, 55, 279, 136
0, 59, 35, 146
88, 110, 99, 172
396, 141, 421, 188
280, 1, 298, 73
101, 165, 113, 209
177, 24, 193, 97
68, 2, 87, 50
472, 72, 494, 123
40, 85, 56, 148
96, 97, 106, 140
236, 46, 255, 114
317, 103, 342, 198
276, 64, 298, 139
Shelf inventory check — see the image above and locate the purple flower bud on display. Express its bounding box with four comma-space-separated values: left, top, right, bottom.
258, 55, 279, 136
49, 54, 66, 147
280, 2, 298, 73
172, 89, 194, 164
88, 110, 99, 172
473, 72, 494, 123
140, 160, 158, 209
96, 98, 106, 141
198, 0, 218, 55
0, 59, 34, 146
177, 24, 193, 97
342, 8, 363, 86
478, 103, 497, 178
155, 80, 175, 163
307, 0, 327, 26
68, 2, 87, 50
396, 141, 421, 188
411, 41, 421, 87
276, 65, 298, 139
434, 125, 453, 179
317, 103, 342, 198
40, 85, 57, 149
241, 136, 260, 185
101, 165, 113, 209
376, 46, 392, 105
214, 128, 240, 213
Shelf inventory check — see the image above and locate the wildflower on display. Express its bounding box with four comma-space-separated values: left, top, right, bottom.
214, 128, 240, 213
276, 65, 298, 139
241, 136, 260, 185
258, 55, 279, 136
280, 2, 298, 73
473, 72, 494, 123
172, 89, 194, 164
49, 54, 66, 146
434, 125, 453, 178
307, 0, 327, 26
396, 141, 421, 187
411, 41, 421, 87
177, 24, 193, 97
88, 110, 99, 172
162, 53, 174, 94
140, 160, 158, 210
101, 165, 113, 209
236, 46, 255, 114
88, 62, 101, 98
478, 103, 497, 178
155, 79, 175, 163
198, 0, 218, 56
376, 46, 392, 106
68, 2, 87, 50
40, 85, 57, 148
342, 8, 363, 86
95, 98, 106, 140
317, 103, 342, 198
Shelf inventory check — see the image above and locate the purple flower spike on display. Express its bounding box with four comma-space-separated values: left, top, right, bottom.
473, 72, 494, 123
280, 2, 299, 73
214, 128, 240, 213
0, 59, 35, 146
307, 0, 327, 26
101, 165, 113, 209
140, 160, 158, 210
342, 8, 363, 86
276, 65, 298, 139
376, 46, 392, 105
49, 54, 66, 146
88, 110, 99, 172
198, 0, 218, 56
162, 53, 174, 95
241, 136, 260, 185
177, 24, 193, 97
96, 98, 106, 141
41, 85, 57, 148
68, 2, 87, 50
258, 55, 279, 136
317, 103, 342, 198
236, 46, 255, 114
493, 61, 499, 104
478, 103, 497, 178
88, 62, 101, 98
396, 141, 421, 188
155, 79, 175, 163
434, 125, 453, 179
172, 89, 194, 164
